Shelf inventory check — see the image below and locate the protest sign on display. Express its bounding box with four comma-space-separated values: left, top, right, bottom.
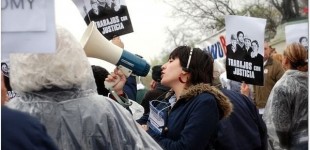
225, 15, 266, 86
285, 22, 308, 51
73, 0, 134, 40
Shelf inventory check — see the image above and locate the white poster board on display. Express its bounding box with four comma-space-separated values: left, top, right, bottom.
1, 0, 56, 60
285, 22, 308, 51
72, 0, 134, 40
225, 15, 266, 86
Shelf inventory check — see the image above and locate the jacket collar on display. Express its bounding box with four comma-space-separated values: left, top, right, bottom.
175, 83, 233, 119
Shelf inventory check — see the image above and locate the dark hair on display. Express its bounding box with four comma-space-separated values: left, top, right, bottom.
169, 46, 214, 85
299, 36, 308, 43
91, 65, 110, 96
251, 40, 259, 47
152, 65, 162, 82
237, 31, 244, 38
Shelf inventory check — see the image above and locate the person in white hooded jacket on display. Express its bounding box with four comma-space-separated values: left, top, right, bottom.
6, 25, 162, 150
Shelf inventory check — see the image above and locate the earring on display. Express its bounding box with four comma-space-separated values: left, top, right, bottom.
178, 76, 186, 83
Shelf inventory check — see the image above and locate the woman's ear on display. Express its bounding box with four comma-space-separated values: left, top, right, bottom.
282, 56, 289, 70
181, 70, 188, 75
179, 71, 190, 84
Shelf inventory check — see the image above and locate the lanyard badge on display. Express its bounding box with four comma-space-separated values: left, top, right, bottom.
148, 100, 170, 135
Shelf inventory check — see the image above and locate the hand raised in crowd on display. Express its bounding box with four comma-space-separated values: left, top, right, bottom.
240, 82, 250, 97
105, 68, 127, 95
111, 36, 124, 49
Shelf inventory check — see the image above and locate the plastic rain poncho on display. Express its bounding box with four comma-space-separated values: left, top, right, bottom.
6, 26, 162, 150
7, 91, 162, 150
263, 70, 308, 150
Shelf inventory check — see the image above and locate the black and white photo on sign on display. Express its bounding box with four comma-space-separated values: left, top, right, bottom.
225, 15, 266, 86
72, 0, 133, 40
285, 22, 308, 51
1, 61, 17, 100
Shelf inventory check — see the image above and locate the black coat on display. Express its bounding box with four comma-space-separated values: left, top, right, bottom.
1, 106, 58, 150
227, 44, 246, 60
211, 89, 267, 150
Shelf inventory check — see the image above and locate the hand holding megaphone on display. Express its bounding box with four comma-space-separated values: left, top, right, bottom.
104, 68, 133, 107
104, 68, 126, 93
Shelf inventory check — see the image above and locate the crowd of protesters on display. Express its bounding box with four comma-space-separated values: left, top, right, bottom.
1, 23, 308, 150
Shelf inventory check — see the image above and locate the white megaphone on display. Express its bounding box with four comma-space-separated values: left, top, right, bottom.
80, 21, 150, 77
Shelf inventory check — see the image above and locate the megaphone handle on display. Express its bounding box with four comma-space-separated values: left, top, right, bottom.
117, 65, 133, 77
109, 89, 132, 107
104, 75, 132, 107
104, 66, 132, 90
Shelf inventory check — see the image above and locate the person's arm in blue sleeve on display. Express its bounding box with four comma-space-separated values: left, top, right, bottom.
123, 75, 137, 101
111, 37, 137, 101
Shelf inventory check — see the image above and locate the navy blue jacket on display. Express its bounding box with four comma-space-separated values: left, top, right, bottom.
138, 84, 232, 150
211, 88, 267, 150
124, 75, 137, 101
1, 106, 58, 150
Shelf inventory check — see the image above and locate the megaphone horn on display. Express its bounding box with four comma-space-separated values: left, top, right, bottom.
81, 21, 122, 65
80, 21, 150, 77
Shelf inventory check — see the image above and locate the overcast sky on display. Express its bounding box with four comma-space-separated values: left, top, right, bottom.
55, 0, 174, 71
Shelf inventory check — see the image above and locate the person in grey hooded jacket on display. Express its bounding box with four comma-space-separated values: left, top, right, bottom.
6, 25, 162, 150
